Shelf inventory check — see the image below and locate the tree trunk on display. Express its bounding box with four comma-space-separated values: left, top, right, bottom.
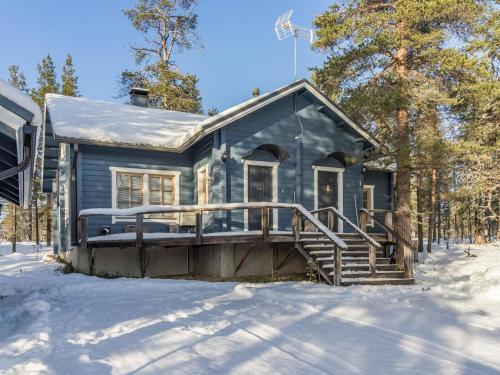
394, 46, 412, 277
46, 195, 52, 246
427, 168, 437, 253
28, 205, 33, 241
12, 205, 17, 253
35, 194, 39, 245
468, 206, 473, 244
437, 199, 441, 245
416, 170, 424, 252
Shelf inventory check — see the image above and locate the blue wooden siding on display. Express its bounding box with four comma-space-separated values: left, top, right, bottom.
78, 145, 195, 237
364, 170, 393, 232
224, 92, 365, 231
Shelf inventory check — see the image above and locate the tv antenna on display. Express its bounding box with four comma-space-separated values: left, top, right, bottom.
275, 9, 314, 80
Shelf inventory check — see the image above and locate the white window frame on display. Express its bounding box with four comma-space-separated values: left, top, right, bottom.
109, 166, 181, 224
243, 160, 279, 231
363, 184, 375, 227
313, 166, 344, 233
197, 164, 209, 205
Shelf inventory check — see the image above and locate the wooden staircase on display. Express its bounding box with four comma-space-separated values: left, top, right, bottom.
298, 231, 414, 286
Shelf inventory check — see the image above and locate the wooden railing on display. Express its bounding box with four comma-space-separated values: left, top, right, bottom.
78, 202, 348, 284
311, 206, 382, 277
360, 208, 414, 278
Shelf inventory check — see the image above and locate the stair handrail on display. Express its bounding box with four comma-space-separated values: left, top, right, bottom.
360, 208, 415, 251
311, 206, 382, 249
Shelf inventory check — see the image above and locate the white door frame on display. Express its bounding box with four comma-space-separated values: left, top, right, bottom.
243, 160, 279, 231
197, 164, 209, 204
363, 184, 375, 227
313, 165, 344, 232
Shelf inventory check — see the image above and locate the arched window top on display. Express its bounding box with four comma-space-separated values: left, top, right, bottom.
242, 144, 289, 163
313, 151, 353, 168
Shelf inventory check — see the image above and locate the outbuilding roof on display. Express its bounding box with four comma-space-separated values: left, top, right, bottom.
0, 79, 41, 208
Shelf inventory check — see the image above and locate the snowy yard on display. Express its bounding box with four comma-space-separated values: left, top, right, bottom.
1, 242, 500, 374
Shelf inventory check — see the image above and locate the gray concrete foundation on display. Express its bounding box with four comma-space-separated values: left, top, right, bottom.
60, 242, 307, 279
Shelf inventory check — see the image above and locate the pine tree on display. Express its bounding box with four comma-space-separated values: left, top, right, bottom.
61, 53, 79, 97
31, 54, 60, 108
8, 65, 28, 93
119, 0, 203, 113
313, 0, 488, 266
31, 54, 60, 246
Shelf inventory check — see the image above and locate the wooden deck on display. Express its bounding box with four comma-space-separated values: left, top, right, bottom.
78, 203, 412, 286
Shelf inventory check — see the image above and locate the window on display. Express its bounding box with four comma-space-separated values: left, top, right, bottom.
363, 185, 375, 227
117, 173, 143, 209
110, 167, 181, 223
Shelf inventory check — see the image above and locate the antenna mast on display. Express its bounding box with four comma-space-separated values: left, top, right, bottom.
275, 9, 314, 81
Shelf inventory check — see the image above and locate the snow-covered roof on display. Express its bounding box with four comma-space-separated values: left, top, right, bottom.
46, 94, 209, 150
0, 79, 42, 129
45, 79, 378, 151
0, 79, 41, 208
364, 159, 397, 172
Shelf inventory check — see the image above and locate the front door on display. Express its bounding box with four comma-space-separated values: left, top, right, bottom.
317, 170, 338, 231
247, 164, 274, 230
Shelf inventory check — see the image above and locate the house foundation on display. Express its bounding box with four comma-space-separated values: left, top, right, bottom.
60, 241, 307, 279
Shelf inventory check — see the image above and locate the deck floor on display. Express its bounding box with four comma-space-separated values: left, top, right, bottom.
87, 231, 390, 248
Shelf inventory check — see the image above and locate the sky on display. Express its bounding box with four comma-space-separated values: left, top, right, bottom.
0, 0, 333, 112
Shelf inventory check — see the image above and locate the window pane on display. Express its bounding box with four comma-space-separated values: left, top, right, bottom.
131, 175, 142, 190
163, 191, 173, 204
116, 172, 143, 208
150, 176, 161, 192
117, 174, 129, 188
163, 177, 173, 192
150, 191, 162, 205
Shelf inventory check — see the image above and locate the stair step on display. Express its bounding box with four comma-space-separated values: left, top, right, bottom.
315, 256, 335, 262
341, 278, 414, 286
342, 257, 391, 264
345, 244, 370, 249
342, 251, 383, 258
309, 250, 334, 256
341, 271, 405, 279
335, 233, 363, 238
300, 238, 333, 244
342, 264, 399, 271
304, 244, 334, 250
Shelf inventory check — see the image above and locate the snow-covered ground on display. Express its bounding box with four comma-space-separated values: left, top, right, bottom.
1, 241, 499, 374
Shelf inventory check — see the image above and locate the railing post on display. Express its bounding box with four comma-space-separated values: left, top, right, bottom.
80, 216, 88, 251
136, 214, 143, 248
328, 209, 334, 231
195, 210, 203, 243
360, 211, 367, 232
369, 243, 376, 278
334, 245, 342, 286
404, 244, 413, 278
262, 207, 270, 241
292, 208, 300, 243
385, 212, 394, 242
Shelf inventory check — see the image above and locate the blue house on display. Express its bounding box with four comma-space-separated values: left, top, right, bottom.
42, 80, 405, 285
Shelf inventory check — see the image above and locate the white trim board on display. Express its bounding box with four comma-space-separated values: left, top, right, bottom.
243, 160, 279, 231
313, 165, 344, 233
109, 166, 181, 224
197, 164, 209, 204
363, 184, 375, 227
